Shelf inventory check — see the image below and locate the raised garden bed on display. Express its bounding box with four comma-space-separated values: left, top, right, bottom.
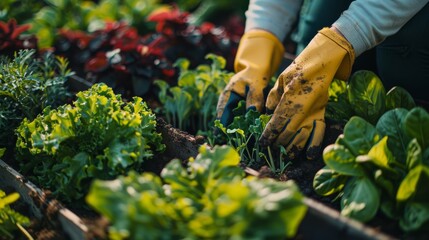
0, 120, 394, 240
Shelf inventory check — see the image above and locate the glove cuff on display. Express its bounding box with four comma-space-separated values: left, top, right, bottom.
318, 27, 356, 81
235, 30, 285, 77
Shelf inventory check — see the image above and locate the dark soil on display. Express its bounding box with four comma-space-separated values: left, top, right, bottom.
255, 119, 344, 210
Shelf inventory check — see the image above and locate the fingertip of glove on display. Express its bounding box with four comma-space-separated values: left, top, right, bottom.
258, 136, 271, 148
266, 108, 274, 114
306, 144, 322, 160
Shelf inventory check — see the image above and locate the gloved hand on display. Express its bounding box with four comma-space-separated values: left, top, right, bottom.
216, 29, 284, 126
259, 27, 355, 159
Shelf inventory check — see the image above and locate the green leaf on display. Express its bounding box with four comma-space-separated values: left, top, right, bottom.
337, 116, 381, 156
348, 70, 386, 124
376, 108, 410, 164
400, 202, 429, 232
406, 139, 422, 170
402, 107, 429, 149
385, 86, 415, 111
366, 136, 395, 169
397, 165, 429, 202
323, 144, 365, 177
87, 146, 307, 239
341, 177, 380, 222
313, 166, 348, 196
16, 84, 164, 203
0, 148, 5, 158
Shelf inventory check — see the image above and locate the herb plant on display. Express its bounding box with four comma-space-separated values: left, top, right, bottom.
0, 49, 71, 154
0, 190, 32, 240
314, 107, 429, 232
15, 83, 165, 203
87, 145, 307, 239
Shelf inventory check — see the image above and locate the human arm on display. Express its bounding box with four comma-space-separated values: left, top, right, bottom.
216, 0, 303, 126
333, 0, 429, 56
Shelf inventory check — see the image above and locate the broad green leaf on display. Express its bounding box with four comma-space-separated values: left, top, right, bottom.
406, 139, 422, 170
402, 107, 429, 149
178, 72, 196, 87
367, 136, 395, 169
328, 78, 348, 101
385, 86, 415, 111
400, 202, 429, 232
338, 116, 381, 156
313, 166, 348, 196
376, 108, 410, 164
348, 70, 386, 124
323, 144, 365, 177
341, 177, 380, 222
397, 165, 429, 202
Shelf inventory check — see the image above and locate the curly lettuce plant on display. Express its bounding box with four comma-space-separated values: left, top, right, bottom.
87, 145, 306, 239
314, 107, 429, 232
0, 190, 31, 240
0, 49, 71, 153
15, 83, 165, 203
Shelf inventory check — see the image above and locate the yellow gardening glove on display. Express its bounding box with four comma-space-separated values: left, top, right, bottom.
259, 27, 355, 160
216, 30, 284, 126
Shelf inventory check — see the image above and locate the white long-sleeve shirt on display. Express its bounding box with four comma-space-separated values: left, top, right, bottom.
245, 0, 429, 56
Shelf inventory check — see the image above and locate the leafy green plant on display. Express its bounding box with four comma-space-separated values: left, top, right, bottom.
15, 83, 165, 203
0, 49, 71, 153
326, 70, 416, 124
87, 145, 307, 239
213, 101, 291, 175
0, 0, 44, 23
314, 107, 429, 232
29, 0, 162, 48
155, 54, 232, 135
0, 190, 32, 240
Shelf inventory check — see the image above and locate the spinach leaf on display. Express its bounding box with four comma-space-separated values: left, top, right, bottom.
337, 116, 381, 156
386, 86, 416, 111
341, 177, 380, 222
376, 108, 410, 164
313, 166, 348, 196
347, 70, 386, 124
402, 107, 429, 149
323, 144, 365, 177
